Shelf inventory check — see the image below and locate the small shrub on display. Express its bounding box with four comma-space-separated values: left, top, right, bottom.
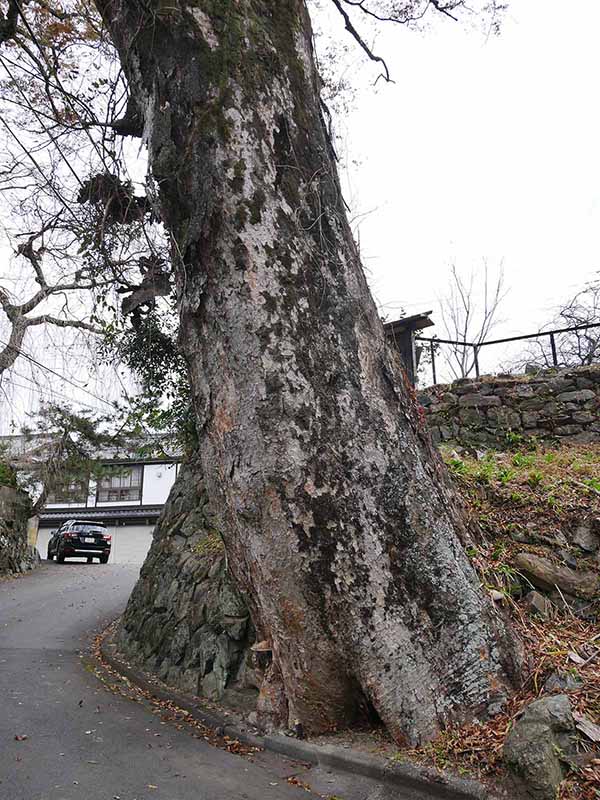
525, 435, 540, 452
0, 461, 17, 488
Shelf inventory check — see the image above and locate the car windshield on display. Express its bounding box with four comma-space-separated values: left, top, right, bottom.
69, 524, 106, 534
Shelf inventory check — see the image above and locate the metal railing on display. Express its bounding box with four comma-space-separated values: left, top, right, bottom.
416, 322, 600, 385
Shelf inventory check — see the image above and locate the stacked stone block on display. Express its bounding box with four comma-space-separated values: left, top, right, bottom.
0, 485, 38, 575
116, 457, 256, 703
419, 365, 600, 448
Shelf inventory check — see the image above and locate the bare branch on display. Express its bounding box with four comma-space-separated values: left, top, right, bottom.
24, 315, 102, 334
329, 0, 393, 83
437, 260, 507, 380
429, 0, 460, 22
512, 274, 600, 370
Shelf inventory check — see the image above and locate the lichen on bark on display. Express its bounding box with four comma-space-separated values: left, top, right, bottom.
96, 0, 522, 745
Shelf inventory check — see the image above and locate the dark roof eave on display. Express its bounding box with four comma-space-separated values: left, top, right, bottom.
384, 311, 434, 335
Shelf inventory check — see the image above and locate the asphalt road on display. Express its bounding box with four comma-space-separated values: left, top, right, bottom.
0, 563, 413, 800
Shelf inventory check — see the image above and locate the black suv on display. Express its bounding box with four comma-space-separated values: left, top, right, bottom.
47, 520, 111, 564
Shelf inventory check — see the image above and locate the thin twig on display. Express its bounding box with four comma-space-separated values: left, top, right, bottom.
329, 0, 393, 83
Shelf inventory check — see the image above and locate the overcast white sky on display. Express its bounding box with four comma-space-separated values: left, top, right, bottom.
2, 0, 599, 428
334, 0, 600, 359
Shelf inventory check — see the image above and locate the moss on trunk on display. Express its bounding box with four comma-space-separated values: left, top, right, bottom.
96, 0, 522, 745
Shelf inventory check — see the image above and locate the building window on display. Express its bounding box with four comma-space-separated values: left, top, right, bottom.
47, 478, 89, 505
97, 465, 142, 503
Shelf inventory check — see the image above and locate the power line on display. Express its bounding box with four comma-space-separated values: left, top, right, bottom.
5, 369, 99, 410
0, 338, 116, 409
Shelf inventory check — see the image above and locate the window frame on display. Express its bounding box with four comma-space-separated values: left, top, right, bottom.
46, 477, 89, 506
96, 463, 143, 504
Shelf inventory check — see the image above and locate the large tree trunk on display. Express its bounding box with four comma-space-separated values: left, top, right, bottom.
96, 0, 521, 745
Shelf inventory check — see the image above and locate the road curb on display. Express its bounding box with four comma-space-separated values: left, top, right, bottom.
99, 630, 507, 800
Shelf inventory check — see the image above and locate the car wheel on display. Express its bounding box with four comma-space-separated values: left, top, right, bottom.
87, 556, 93, 564
99, 555, 109, 564
56, 545, 65, 564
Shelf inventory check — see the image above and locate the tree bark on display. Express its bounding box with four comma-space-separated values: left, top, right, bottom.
0, 317, 27, 375
95, 0, 521, 745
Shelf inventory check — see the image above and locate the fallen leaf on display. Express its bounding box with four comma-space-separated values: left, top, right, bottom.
14, 735, 28, 741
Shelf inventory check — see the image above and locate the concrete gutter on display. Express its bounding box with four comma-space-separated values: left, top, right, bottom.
100, 630, 510, 800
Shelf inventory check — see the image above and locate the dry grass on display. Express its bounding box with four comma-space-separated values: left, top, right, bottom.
401, 443, 600, 798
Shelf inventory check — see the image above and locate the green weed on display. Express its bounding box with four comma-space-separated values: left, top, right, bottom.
448, 458, 467, 475
527, 470, 544, 489
492, 542, 507, 561
583, 477, 600, 493
512, 453, 535, 468
505, 430, 524, 449
475, 462, 495, 484
546, 494, 561, 511
497, 467, 516, 484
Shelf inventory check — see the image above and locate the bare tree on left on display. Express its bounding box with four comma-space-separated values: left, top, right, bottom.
0, 0, 169, 396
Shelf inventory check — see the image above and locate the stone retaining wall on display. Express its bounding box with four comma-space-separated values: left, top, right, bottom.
0, 484, 38, 575
116, 456, 257, 705
419, 365, 600, 448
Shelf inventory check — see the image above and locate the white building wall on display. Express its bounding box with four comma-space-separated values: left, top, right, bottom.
87, 478, 97, 508
142, 463, 177, 505
45, 501, 88, 509
95, 499, 141, 507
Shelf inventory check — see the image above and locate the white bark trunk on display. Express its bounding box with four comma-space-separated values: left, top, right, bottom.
96, 0, 521, 745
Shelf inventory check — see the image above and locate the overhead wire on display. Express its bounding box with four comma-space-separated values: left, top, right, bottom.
0, 336, 116, 408
6, 367, 100, 410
